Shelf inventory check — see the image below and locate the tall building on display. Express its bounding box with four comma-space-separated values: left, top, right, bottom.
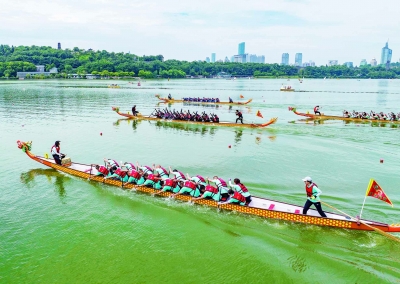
281, 53, 289, 65
224, 56, 230, 63
231, 56, 234, 63
360, 59, 367, 66
211, 53, 216, 63
238, 42, 245, 55
380, 41, 392, 65
257, 55, 265, 64
328, 60, 338, 66
295, 53, 302, 66
57, 42, 61, 50
205, 57, 210, 63
344, 62, 353, 68
370, 58, 377, 66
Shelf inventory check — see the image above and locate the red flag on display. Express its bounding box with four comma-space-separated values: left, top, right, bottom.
366, 179, 393, 206
240, 95, 244, 98
256, 110, 263, 118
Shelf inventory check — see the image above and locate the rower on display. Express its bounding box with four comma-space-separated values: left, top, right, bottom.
91, 164, 110, 178
132, 105, 138, 116
171, 179, 201, 198
127, 169, 144, 185
143, 172, 162, 189
186, 173, 206, 192
192, 184, 220, 202
219, 189, 246, 206
229, 178, 252, 205
235, 110, 243, 124
207, 176, 229, 201
104, 166, 129, 182
137, 163, 154, 175
51, 140, 65, 165
314, 106, 321, 116
123, 162, 136, 171
153, 164, 170, 180
154, 178, 179, 195
104, 158, 119, 174
302, 176, 327, 217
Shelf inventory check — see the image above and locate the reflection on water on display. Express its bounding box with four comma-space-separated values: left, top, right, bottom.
114, 118, 140, 130
155, 120, 217, 136
234, 129, 243, 144
20, 168, 69, 200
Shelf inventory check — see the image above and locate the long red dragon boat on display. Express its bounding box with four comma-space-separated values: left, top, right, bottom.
112, 107, 278, 128
17, 140, 400, 233
155, 95, 253, 105
288, 107, 400, 124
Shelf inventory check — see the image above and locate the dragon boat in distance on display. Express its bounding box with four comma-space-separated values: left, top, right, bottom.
288, 107, 400, 124
155, 95, 253, 105
112, 107, 277, 128
17, 140, 400, 233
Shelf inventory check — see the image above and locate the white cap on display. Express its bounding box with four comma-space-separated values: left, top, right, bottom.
302, 176, 312, 182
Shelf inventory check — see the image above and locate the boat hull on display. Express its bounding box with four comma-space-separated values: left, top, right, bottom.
17, 141, 400, 233
112, 107, 277, 128
155, 95, 253, 105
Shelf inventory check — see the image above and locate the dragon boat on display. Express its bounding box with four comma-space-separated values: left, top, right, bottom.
112, 107, 278, 128
280, 87, 295, 92
288, 107, 400, 124
155, 95, 253, 105
17, 140, 400, 233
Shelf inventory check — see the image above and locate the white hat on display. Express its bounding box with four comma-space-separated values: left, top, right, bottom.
302, 176, 312, 182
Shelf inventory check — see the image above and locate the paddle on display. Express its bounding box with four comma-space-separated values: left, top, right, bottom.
321, 201, 400, 243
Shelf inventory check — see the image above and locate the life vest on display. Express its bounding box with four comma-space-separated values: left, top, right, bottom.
233, 191, 246, 203
50, 145, 60, 155
175, 171, 186, 180
196, 175, 206, 183
98, 166, 109, 176
128, 170, 140, 179
238, 183, 249, 193
314, 106, 318, 112
217, 178, 227, 188
143, 166, 153, 174
109, 159, 119, 167
147, 174, 156, 181
205, 185, 218, 194
165, 178, 177, 187
305, 183, 318, 197
184, 180, 196, 190
125, 163, 135, 171
114, 168, 127, 178
159, 166, 169, 177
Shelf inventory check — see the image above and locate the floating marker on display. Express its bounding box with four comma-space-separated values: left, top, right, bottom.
380, 159, 384, 163
100, 132, 103, 136
228, 145, 231, 148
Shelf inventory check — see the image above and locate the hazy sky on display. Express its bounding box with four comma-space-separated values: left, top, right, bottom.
1, 0, 398, 65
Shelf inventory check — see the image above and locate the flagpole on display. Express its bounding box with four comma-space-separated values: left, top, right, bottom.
360, 179, 373, 219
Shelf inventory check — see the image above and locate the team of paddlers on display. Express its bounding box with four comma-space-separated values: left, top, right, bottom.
89, 159, 252, 206
343, 110, 400, 121
182, 97, 222, 103
152, 108, 220, 122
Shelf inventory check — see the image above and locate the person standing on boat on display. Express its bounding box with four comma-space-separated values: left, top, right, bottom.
131, 105, 138, 116
235, 110, 243, 124
229, 97, 233, 103
229, 178, 252, 205
302, 176, 327, 217
51, 141, 65, 165
168, 94, 172, 100
314, 106, 321, 116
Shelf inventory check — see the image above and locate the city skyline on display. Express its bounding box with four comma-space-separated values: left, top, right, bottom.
0, 0, 398, 65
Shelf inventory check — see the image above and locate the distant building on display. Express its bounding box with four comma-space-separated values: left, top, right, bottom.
211, 53, 216, 63
281, 53, 289, 65
380, 41, 392, 65
205, 57, 210, 63
224, 56, 230, 63
370, 58, 377, 66
230, 56, 234, 63
57, 42, 61, 50
360, 59, 367, 66
217, 59, 223, 63
257, 55, 265, 64
309, 60, 315, 67
249, 54, 258, 63
17, 65, 58, 79
295, 53, 302, 66
328, 60, 338, 66
233, 55, 243, 63
238, 42, 245, 55
344, 62, 353, 68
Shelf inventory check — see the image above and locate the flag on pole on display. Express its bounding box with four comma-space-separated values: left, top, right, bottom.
240, 95, 244, 98
366, 179, 393, 206
256, 110, 263, 118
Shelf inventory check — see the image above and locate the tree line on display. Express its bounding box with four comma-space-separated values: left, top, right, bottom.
0, 44, 399, 79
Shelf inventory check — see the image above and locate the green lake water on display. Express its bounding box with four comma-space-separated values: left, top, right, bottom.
1, 79, 400, 283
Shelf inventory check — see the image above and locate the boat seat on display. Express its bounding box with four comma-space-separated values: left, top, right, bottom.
268, 204, 275, 210
294, 209, 300, 214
